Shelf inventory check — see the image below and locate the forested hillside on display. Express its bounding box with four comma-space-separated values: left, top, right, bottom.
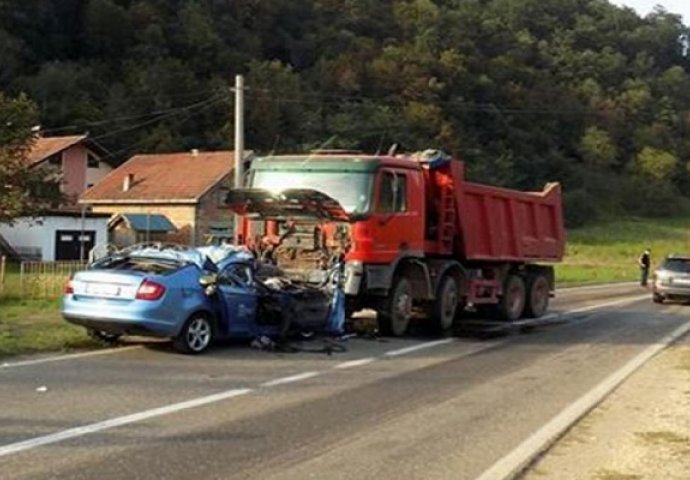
1, 0, 689, 224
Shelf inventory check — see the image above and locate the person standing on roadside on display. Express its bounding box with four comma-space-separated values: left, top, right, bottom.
639, 248, 651, 287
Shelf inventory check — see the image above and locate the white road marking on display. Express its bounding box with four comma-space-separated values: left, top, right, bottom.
565, 294, 649, 315
0, 292, 654, 459
384, 338, 455, 357
260, 371, 320, 387
0, 388, 252, 458
334, 357, 376, 369
557, 281, 637, 292
0, 346, 142, 369
474, 319, 690, 480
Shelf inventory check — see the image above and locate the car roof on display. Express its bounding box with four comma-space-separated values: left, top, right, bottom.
665, 254, 690, 260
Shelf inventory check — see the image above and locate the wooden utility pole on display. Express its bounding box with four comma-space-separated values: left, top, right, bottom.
233, 74, 245, 244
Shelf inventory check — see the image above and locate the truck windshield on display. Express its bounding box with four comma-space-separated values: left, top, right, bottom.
252, 170, 373, 214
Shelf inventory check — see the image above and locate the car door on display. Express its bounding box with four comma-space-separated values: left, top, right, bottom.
216, 262, 259, 337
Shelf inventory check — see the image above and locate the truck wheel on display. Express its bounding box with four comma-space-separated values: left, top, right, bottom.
497, 274, 526, 321
431, 275, 459, 333
524, 274, 550, 318
378, 277, 412, 336
173, 313, 215, 354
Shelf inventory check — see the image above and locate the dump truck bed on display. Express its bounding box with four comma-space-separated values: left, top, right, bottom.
448, 161, 565, 263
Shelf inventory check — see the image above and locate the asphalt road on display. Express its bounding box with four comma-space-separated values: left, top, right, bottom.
1, 283, 685, 480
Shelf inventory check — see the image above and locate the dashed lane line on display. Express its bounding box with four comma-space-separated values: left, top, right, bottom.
0, 293, 652, 459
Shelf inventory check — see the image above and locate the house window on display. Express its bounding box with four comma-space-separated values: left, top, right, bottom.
377, 172, 407, 213
87, 153, 100, 168
47, 153, 61, 166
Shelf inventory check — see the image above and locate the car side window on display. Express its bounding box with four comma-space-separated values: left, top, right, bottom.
217, 264, 252, 287
377, 171, 407, 213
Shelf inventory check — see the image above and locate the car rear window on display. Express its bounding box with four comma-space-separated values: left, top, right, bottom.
91, 256, 184, 275
662, 258, 690, 272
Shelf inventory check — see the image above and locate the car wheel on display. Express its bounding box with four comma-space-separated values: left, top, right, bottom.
653, 293, 664, 304
87, 329, 122, 345
174, 314, 214, 354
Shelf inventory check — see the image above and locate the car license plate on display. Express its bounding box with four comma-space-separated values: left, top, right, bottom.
86, 283, 120, 297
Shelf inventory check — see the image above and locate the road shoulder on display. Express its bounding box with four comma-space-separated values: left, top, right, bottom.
523, 335, 690, 480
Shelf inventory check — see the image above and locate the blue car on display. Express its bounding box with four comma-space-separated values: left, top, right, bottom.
62, 244, 340, 354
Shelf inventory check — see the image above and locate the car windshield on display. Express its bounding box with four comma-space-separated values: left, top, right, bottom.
252, 170, 373, 214
662, 258, 690, 273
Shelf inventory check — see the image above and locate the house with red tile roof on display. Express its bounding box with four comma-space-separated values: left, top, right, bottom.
80, 150, 253, 246
28, 134, 112, 202
0, 135, 113, 261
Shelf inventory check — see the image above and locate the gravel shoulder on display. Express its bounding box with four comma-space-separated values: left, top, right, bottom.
523, 335, 690, 480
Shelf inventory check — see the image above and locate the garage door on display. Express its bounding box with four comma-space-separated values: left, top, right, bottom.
55, 230, 95, 261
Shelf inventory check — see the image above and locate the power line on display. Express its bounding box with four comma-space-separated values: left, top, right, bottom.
40, 90, 230, 135
96, 96, 228, 162
90, 93, 228, 142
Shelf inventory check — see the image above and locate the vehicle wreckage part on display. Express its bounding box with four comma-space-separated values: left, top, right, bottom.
343, 261, 363, 295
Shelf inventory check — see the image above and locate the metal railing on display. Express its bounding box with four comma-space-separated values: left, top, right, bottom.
18, 260, 88, 299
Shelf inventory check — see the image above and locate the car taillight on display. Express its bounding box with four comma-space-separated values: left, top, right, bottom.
64, 279, 74, 295
136, 280, 166, 301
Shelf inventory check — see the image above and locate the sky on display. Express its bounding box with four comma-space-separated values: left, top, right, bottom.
609, 0, 689, 25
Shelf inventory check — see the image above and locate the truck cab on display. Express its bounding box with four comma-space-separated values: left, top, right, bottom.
227, 149, 564, 337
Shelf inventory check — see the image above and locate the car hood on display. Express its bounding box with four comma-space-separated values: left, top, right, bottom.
225, 188, 351, 222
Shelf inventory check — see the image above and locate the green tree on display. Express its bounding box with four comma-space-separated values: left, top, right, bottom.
0, 93, 62, 222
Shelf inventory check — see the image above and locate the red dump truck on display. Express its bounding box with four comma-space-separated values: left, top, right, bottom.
227, 149, 565, 336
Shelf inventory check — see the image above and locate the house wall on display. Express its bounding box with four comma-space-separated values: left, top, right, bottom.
0, 216, 109, 261
91, 204, 197, 245
61, 144, 88, 201
85, 150, 113, 189
195, 177, 235, 245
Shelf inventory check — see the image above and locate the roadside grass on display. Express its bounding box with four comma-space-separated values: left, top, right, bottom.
0, 261, 98, 358
556, 216, 690, 286
0, 296, 98, 358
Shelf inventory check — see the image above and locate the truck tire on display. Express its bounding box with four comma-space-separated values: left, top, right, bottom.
431, 275, 459, 333
497, 274, 526, 321
524, 273, 550, 318
378, 277, 412, 336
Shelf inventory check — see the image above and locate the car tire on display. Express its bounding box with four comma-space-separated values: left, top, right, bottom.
653, 293, 664, 304
173, 313, 215, 354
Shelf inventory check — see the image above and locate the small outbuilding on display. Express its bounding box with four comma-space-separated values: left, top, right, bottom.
108, 213, 177, 248
0, 210, 110, 261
